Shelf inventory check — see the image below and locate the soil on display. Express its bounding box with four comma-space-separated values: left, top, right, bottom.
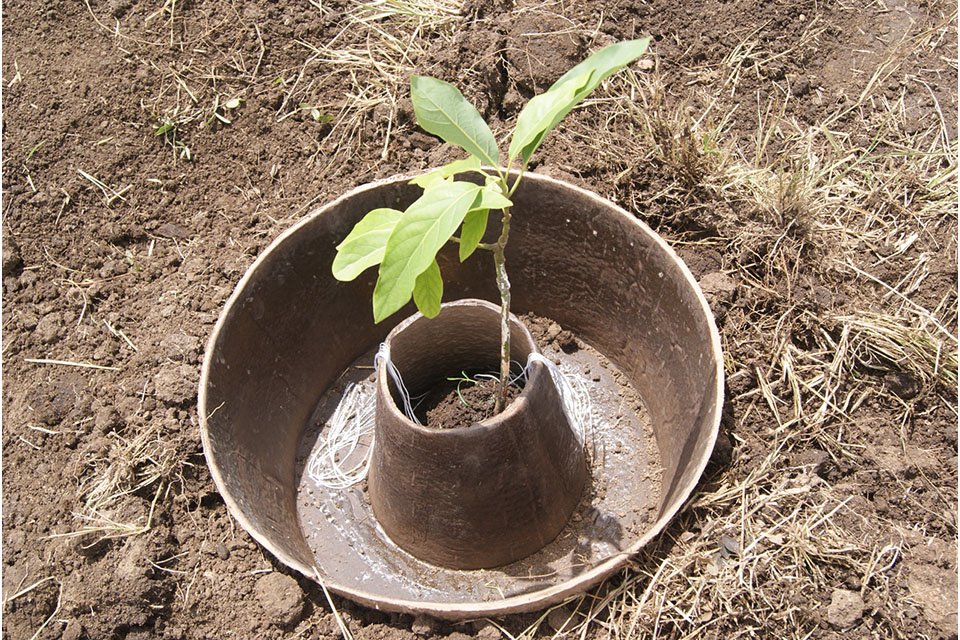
2, 0, 956, 638
418, 375, 523, 429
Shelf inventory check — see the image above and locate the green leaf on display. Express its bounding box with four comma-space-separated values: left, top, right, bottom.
553, 38, 652, 98
508, 38, 651, 164
459, 209, 489, 261
508, 70, 593, 165
373, 181, 482, 322
475, 181, 512, 210
410, 75, 500, 168
412, 260, 443, 317
331, 208, 403, 281
409, 155, 483, 189
458, 182, 511, 261
409, 170, 448, 191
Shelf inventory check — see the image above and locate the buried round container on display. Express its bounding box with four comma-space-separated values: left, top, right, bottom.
371, 299, 586, 570
198, 170, 724, 619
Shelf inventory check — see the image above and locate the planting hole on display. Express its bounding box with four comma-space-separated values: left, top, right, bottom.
411, 364, 526, 428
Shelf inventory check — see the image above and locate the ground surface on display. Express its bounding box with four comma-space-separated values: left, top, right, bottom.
2, 0, 957, 638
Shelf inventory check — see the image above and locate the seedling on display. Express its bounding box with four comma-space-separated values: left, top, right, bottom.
447, 371, 481, 410
155, 117, 192, 161
333, 38, 651, 412
26, 140, 44, 161
297, 103, 334, 122
205, 95, 244, 127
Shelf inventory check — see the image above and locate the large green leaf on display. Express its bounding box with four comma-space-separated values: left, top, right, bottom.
410, 75, 500, 168
459, 209, 488, 261
508, 70, 593, 165
412, 260, 443, 317
331, 207, 403, 281
508, 38, 651, 164
372, 181, 481, 322
409, 156, 482, 189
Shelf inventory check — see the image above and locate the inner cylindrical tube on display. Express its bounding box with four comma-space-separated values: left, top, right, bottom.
369, 299, 587, 569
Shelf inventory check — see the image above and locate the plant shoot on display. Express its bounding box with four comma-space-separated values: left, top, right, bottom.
333, 38, 651, 412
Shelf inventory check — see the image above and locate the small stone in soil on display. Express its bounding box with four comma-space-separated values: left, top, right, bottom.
95, 406, 122, 433
153, 363, 198, 405
36, 312, 63, 344
411, 613, 440, 636
547, 606, 574, 632
61, 619, 84, 640
472, 620, 501, 639
826, 588, 865, 629
544, 322, 562, 342
556, 330, 578, 353
2, 238, 22, 273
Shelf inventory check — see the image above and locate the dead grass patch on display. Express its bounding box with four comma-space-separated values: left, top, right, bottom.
494, 12, 957, 639
54, 420, 178, 541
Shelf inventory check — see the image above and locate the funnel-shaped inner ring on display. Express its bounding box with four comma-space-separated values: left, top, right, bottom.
369, 299, 586, 569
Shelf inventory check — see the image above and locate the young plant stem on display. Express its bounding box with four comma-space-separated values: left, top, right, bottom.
493, 202, 512, 414
335, 40, 652, 413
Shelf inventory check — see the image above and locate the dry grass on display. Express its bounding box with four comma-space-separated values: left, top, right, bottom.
286, 0, 461, 176
85, 0, 459, 173
478, 8, 957, 640
85, 0, 266, 161
54, 420, 177, 541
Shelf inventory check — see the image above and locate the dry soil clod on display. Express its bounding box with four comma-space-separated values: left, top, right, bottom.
254, 572, 306, 628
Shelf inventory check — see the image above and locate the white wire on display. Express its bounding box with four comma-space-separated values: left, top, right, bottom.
307, 344, 418, 490
305, 382, 376, 489
375, 343, 420, 425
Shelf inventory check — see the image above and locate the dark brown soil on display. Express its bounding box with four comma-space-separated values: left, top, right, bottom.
3, 0, 956, 638
417, 374, 523, 429
396, 313, 577, 428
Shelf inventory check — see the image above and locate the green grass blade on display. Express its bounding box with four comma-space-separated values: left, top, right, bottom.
413, 259, 443, 317
331, 208, 403, 281
411, 75, 500, 168
373, 181, 482, 322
